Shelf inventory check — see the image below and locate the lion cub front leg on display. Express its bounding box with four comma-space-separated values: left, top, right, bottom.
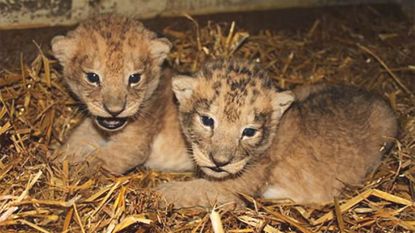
157, 179, 244, 208
157, 162, 269, 208
94, 122, 156, 175
58, 118, 107, 163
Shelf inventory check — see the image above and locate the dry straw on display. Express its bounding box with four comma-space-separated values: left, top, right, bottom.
0, 8, 414, 232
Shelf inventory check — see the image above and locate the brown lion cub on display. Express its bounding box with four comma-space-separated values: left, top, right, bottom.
51, 15, 192, 174
157, 60, 398, 208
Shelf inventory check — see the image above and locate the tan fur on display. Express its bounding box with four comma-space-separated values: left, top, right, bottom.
52, 15, 192, 174
157, 60, 398, 208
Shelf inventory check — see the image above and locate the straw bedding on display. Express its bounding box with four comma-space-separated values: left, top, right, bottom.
0, 7, 414, 233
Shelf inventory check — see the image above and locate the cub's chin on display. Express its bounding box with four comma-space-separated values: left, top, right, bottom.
95, 116, 128, 132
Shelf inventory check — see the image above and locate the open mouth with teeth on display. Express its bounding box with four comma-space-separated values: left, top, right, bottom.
95, 117, 128, 131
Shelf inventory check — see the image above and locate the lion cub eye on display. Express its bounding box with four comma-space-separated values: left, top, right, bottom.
201, 116, 214, 128
85, 72, 100, 86
242, 128, 257, 137
129, 73, 141, 86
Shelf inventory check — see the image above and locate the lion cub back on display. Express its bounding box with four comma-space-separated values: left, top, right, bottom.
265, 84, 398, 203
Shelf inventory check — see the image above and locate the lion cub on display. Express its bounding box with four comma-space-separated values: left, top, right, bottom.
51, 15, 192, 174
157, 60, 398, 208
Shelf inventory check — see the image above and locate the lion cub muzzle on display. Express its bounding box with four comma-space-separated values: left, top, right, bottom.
95, 91, 128, 131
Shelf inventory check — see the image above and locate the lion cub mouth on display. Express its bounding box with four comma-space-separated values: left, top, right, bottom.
95, 117, 128, 131
201, 167, 231, 179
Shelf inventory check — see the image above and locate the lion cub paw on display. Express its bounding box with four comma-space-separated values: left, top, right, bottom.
156, 180, 244, 209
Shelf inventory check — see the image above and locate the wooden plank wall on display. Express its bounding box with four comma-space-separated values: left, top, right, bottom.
0, 0, 400, 30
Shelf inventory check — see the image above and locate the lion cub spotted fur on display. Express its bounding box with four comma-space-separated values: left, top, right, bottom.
52, 15, 192, 174
157, 60, 398, 208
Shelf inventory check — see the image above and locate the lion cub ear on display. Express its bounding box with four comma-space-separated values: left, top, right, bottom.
51, 35, 76, 67
272, 90, 295, 118
149, 38, 172, 65
172, 75, 197, 104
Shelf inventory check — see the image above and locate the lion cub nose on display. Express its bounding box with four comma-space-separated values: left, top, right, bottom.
103, 103, 125, 117
209, 153, 231, 167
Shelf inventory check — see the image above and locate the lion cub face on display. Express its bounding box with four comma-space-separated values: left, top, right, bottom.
173, 60, 294, 179
51, 16, 171, 131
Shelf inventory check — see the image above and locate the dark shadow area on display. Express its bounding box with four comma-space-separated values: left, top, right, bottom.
0, 3, 410, 71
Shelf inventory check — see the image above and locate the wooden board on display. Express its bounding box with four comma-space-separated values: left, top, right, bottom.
0, 0, 397, 30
